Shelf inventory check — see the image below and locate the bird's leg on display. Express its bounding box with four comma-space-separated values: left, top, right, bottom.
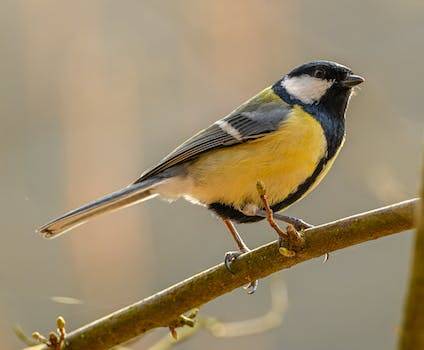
222, 218, 258, 294
256, 182, 305, 256
223, 218, 249, 253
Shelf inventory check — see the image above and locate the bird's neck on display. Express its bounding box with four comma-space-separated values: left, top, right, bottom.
272, 83, 347, 160
304, 103, 346, 160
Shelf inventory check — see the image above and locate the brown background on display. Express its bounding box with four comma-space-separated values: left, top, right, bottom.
0, 1, 423, 349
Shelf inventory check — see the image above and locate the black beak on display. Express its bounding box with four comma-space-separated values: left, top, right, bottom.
340, 74, 365, 88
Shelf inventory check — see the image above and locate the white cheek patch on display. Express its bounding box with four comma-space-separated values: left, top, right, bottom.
281, 75, 334, 104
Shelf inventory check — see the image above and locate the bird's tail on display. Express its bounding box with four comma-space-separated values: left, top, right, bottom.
37, 178, 162, 239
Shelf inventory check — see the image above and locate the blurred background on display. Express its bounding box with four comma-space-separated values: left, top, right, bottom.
1, 0, 423, 349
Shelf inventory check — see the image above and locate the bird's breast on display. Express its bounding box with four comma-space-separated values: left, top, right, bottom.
184, 105, 331, 211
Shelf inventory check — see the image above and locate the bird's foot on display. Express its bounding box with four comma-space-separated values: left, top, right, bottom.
244, 279, 259, 294
273, 214, 313, 231
322, 252, 330, 264
224, 249, 258, 294
256, 181, 306, 257
224, 250, 245, 274
222, 218, 258, 294
255, 210, 313, 231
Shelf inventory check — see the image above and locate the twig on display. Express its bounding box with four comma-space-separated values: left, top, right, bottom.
29, 198, 417, 350
148, 276, 288, 350
31, 317, 67, 350
168, 309, 198, 340
398, 166, 424, 349
14, 325, 38, 346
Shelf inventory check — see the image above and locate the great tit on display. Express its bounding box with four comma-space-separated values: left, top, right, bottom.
38, 60, 364, 292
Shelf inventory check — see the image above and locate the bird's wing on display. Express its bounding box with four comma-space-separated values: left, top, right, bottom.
136, 89, 290, 182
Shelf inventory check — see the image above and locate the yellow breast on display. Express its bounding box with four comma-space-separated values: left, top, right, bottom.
186, 106, 328, 210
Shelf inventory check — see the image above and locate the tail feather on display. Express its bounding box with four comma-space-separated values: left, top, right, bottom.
37, 178, 162, 239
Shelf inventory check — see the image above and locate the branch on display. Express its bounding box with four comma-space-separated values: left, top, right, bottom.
32, 198, 418, 350
398, 168, 424, 348
148, 276, 288, 350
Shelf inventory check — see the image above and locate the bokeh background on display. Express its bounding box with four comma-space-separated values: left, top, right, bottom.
1, 1, 423, 349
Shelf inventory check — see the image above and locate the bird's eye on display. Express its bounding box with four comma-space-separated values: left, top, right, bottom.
314, 69, 325, 79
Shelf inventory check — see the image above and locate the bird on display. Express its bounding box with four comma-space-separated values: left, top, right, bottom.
38, 60, 364, 293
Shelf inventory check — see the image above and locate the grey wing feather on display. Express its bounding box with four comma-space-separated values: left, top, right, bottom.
136, 97, 290, 182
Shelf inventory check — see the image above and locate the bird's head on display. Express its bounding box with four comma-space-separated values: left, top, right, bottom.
274, 60, 364, 117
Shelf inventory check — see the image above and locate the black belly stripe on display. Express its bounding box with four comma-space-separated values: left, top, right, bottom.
208, 202, 263, 223
208, 156, 328, 223
270, 157, 327, 212
209, 122, 342, 223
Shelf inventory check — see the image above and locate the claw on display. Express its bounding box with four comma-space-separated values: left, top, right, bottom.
244, 280, 259, 294
221, 218, 259, 294
224, 250, 243, 274
224, 250, 258, 294
322, 252, 330, 264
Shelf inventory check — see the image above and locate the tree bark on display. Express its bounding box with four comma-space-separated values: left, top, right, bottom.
32, 199, 417, 350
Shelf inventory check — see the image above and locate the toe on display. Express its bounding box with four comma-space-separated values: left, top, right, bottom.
297, 220, 314, 230
244, 280, 259, 294
224, 251, 242, 273
322, 252, 330, 264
